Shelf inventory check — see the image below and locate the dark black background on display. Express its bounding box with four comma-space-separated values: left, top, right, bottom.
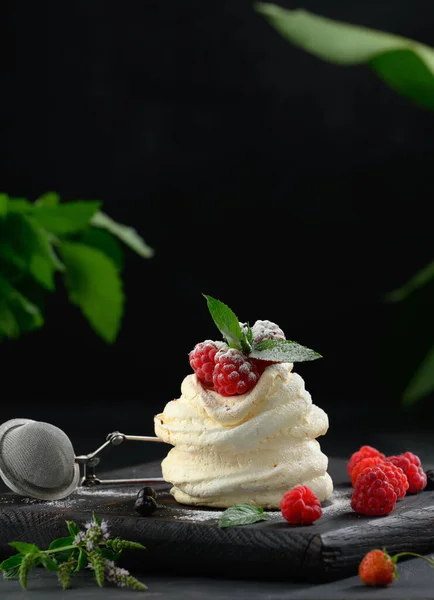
1, 0, 433, 455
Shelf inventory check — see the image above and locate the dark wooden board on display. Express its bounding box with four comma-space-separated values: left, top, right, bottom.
0, 459, 433, 583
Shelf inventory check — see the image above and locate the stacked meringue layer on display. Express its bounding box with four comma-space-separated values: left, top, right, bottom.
154, 363, 333, 508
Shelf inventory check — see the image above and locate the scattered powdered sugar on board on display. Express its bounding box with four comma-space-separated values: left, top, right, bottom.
165, 505, 284, 523
321, 487, 352, 517
20, 486, 138, 508
166, 507, 223, 522
74, 487, 137, 497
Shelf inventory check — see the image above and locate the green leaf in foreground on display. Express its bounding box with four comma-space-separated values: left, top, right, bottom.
203, 294, 250, 352
219, 504, 268, 528
2, 512, 148, 591
385, 259, 434, 302
90, 211, 154, 259
254, 3, 434, 111
249, 338, 322, 363
403, 345, 434, 406
59, 242, 124, 343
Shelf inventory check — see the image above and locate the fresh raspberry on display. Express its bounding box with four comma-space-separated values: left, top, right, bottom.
359, 549, 397, 586
242, 319, 286, 374
351, 465, 397, 516
212, 348, 259, 396
380, 462, 409, 499
189, 340, 222, 385
347, 446, 386, 478
249, 358, 275, 375
351, 456, 385, 487
280, 485, 322, 525
251, 319, 285, 343
385, 452, 427, 494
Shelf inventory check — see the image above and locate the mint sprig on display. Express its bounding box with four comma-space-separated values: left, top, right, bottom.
0, 192, 153, 344
203, 295, 251, 354
203, 295, 321, 363
219, 504, 269, 528
249, 338, 322, 363
0, 513, 147, 591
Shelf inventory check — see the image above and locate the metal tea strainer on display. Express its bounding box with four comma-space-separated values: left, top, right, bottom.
0, 418, 165, 501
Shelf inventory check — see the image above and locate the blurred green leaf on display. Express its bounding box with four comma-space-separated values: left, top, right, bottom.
35, 192, 60, 208
0, 275, 44, 339
403, 346, 434, 406
385, 260, 434, 302
0, 214, 59, 290
6, 197, 34, 214
33, 201, 101, 235
255, 3, 434, 111
80, 228, 124, 271
59, 242, 124, 343
0, 194, 8, 217
90, 211, 154, 259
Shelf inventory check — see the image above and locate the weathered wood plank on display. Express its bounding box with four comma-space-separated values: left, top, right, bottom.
0, 460, 433, 583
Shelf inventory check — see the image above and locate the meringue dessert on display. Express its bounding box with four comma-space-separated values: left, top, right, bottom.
154, 295, 333, 509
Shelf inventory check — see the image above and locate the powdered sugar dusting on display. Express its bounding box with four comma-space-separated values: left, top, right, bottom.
19, 486, 139, 508
321, 487, 352, 517
165, 505, 284, 523
74, 487, 138, 497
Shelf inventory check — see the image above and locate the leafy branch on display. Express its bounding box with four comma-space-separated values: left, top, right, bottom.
0, 192, 153, 344
0, 512, 147, 591
254, 3, 434, 405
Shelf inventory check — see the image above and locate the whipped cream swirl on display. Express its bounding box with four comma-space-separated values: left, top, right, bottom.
154, 363, 333, 508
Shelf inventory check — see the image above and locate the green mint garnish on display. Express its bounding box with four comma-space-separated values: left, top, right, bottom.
249, 338, 322, 363
0, 513, 147, 591
202, 294, 322, 363
203, 295, 251, 353
218, 504, 269, 528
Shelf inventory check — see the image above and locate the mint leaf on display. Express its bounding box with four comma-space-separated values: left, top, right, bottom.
80, 228, 124, 271
218, 504, 268, 528
47, 537, 74, 564
90, 211, 154, 259
249, 338, 322, 362
59, 242, 124, 343
75, 549, 88, 572
9, 542, 40, 555
100, 548, 122, 562
48, 537, 73, 551
245, 324, 254, 347
92, 512, 101, 526
66, 521, 80, 538
40, 555, 60, 572
203, 295, 250, 351
0, 554, 24, 573
33, 201, 101, 235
